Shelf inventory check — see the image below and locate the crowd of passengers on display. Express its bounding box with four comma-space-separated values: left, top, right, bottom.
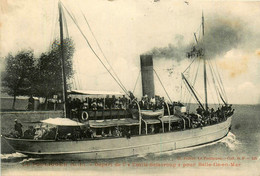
8, 119, 138, 140
187, 104, 234, 128
67, 95, 129, 111
135, 95, 165, 110
57, 126, 136, 140
67, 94, 166, 113
8, 120, 57, 140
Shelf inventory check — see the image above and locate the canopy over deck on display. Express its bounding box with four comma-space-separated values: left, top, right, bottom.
41, 118, 85, 126
69, 89, 124, 95
89, 118, 139, 128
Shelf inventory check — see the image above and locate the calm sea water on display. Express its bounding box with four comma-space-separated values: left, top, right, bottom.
1, 104, 260, 176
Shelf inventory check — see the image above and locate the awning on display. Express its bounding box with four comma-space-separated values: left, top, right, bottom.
68, 89, 124, 95
23, 121, 42, 123
89, 118, 139, 128
41, 118, 85, 126
159, 115, 181, 123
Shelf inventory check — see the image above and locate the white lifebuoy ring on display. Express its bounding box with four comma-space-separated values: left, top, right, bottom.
81, 111, 88, 121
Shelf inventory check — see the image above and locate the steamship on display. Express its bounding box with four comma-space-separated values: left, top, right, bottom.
3, 3, 233, 160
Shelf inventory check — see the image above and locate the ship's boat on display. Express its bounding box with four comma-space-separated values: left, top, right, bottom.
3, 3, 234, 160
140, 109, 164, 117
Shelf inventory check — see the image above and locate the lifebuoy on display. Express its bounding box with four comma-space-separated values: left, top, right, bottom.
81, 111, 88, 121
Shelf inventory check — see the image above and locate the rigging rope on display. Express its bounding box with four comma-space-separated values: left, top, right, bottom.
49, 9, 59, 50
208, 60, 221, 105
214, 59, 228, 102
49, 0, 56, 49
183, 57, 196, 73
153, 69, 172, 103
209, 60, 227, 103
187, 59, 200, 106
61, 3, 130, 98
206, 73, 218, 109
207, 59, 227, 102
62, 8, 69, 38
183, 78, 202, 108
81, 11, 128, 94
187, 75, 203, 102
133, 70, 141, 94
72, 51, 83, 90
61, 6, 83, 90
183, 67, 191, 106
183, 61, 193, 106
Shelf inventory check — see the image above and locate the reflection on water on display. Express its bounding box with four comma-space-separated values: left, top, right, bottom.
220, 132, 241, 151
1, 152, 26, 160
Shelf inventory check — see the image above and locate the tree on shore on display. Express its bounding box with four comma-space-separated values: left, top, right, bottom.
1, 38, 75, 110
33, 38, 75, 109
1, 50, 35, 109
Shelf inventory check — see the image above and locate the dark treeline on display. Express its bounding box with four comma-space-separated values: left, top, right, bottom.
1, 38, 75, 110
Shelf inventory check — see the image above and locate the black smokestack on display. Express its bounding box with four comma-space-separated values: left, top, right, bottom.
140, 55, 155, 98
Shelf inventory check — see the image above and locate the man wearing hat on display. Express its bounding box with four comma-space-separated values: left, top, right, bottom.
34, 125, 43, 140
14, 119, 23, 137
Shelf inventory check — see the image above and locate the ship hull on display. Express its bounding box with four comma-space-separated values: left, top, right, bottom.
4, 117, 232, 160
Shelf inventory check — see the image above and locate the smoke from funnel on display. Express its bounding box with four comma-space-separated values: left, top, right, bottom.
145, 35, 189, 61
201, 15, 245, 58
144, 15, 249, 60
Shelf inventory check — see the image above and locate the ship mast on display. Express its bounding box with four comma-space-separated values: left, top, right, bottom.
59, 2, 68, 118
202, 12, 208, 111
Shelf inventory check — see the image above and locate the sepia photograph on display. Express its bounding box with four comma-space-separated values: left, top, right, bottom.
1, 0, 260, 175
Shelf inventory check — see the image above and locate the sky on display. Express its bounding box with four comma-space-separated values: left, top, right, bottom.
1, 0, 260, 104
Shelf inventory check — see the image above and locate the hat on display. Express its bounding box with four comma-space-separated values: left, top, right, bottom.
14, 119, 17, 122
42, 125, 47, 128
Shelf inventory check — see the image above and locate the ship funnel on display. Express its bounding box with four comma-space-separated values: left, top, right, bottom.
140, 55, 155, 98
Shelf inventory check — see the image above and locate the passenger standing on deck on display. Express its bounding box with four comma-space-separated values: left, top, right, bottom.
150, 96, 156, 110
128, 91, 135, 101
139, 97, 145, 109
28, 95, 34, 111
144, 94, 149, 109
86, 127, 94, 138
82, 97, 89, 110
91, 98, 97, 110
105, 95, 111, 109
14, 119, 23, 137
209, 108, 215, 124
97, 99, 104, 110
121, 95, 127, 109
196, 106, 203, 115
210, 108, 215, 116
